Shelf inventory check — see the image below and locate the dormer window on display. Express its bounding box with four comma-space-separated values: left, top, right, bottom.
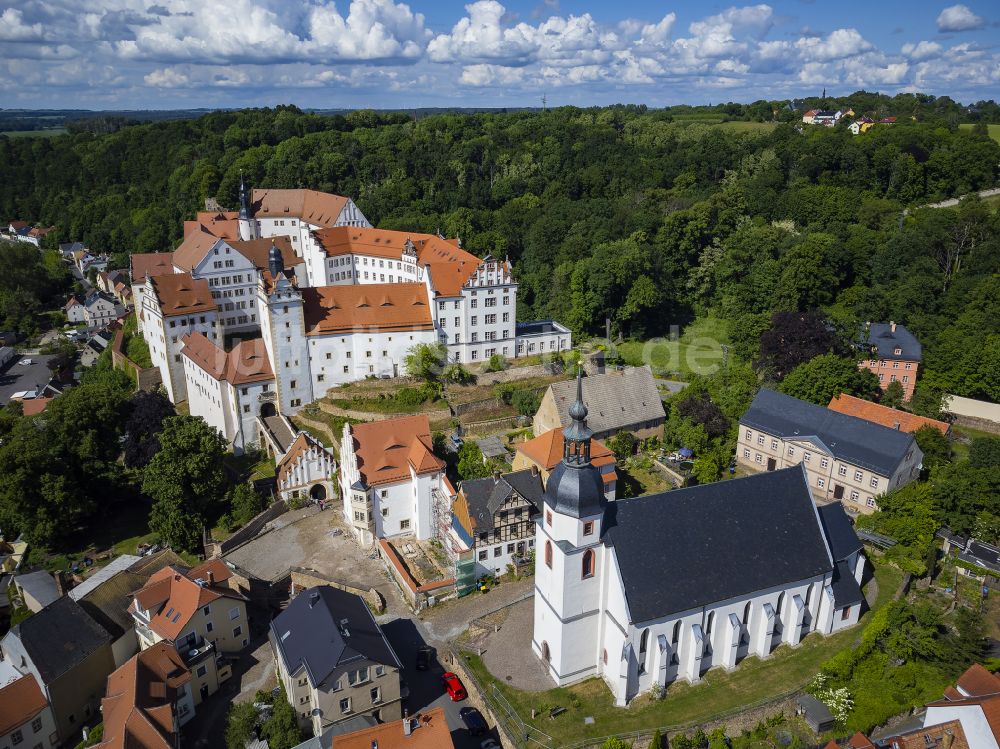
894, 347, 902, 355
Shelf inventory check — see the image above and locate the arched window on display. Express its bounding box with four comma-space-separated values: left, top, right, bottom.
545, 541, 552, 568
804, 584, 813, 608
776, 592, 786, 619
639, 628, 649, 655
541, 641, 550, 663
705, 611, 715, 635
671, 621, 681, 645
602, 648, 608, 665
742, 601, 752, 626
582, 549, 596, 579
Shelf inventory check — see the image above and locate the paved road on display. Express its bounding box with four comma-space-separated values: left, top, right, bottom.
905, 186, 1000, 213
0, 354, 53, 405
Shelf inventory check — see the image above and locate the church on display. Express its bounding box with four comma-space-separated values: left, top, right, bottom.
533, 375, 867, 706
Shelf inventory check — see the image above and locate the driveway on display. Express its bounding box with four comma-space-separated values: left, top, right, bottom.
382, 617, 502, 749
0, 354, 53, 405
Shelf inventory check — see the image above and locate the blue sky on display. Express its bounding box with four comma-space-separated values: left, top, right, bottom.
1, 0, 997, 109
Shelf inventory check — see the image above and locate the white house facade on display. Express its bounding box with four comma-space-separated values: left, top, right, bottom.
533, 377, 866, 706
276, 431, 336, 503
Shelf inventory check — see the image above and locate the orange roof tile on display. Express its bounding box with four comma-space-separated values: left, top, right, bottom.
21, 397, 53, 417
822, 742, 839, 749
350, 415, 445, 487
332, 707, 454, 749
301, 283, 433, 336
828, 394, 950, 436
0, 674, 48, 735
516, 428, 615, 480
130, 252, 175, 283
849, 733, 875, 749
885, 720, 969, 749
452, 492, 474, 538
228, 236, 303, 272
251, 188, 348, 228
181, 333, 273, 385
184, 210, 241, 241
956, 664, 1000, 697
97, 643, 190, 749
314, 225, 416, 261
186, 558, 233, 586
133, 566, 244, 642
925, 694, 1000, 743
149, 273, 216, 318
171, 230, 224, 272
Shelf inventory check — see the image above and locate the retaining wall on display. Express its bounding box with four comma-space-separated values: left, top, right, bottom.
377, 538, 456, 610
289, 567, 386, 613
110, 327, 161, 391
204, 499, 288, 558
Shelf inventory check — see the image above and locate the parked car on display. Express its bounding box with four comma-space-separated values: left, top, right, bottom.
460, 707, 487, 736
17, 358, 32, 366
415, 645, 434, 671
450, 435, 464, 451
442, 672, 467, 701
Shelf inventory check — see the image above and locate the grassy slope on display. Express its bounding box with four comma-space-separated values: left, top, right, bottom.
958, 123, 1000, 144
617, 317, 732, 377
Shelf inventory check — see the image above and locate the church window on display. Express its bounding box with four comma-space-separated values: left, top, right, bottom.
544, 541, 552, 568
742, 601, 751, 625
582, 550, 595, 579
776, 592, 786, 619
545, 511, 552, 526
583, 521, 594, 536
671, 621, 680, 645
840, 606, 851, 620
804, 584, 813, 608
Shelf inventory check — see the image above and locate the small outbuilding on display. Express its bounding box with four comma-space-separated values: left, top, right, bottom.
797, 694, 836, 733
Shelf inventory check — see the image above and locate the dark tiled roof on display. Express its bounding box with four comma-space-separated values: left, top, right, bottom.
270, 587, 399, 689
817, 502, 863, 561
830, 561, 864, 608
741, 389, 916, 476
10, 596, 111, 683
460, 469, 544, 533
603, 467, 834, 622
862, 323, 922, 362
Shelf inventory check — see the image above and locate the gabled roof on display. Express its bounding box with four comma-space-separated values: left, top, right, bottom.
603, 467, 836, 622
546, 367, 665, 435
349, 415, 444, 488
181, 333, 274, 385
0, 673, 48, 736
885, 720, 970, 749
8, 596, 112, 684
170, 230, 224, 272
129, 252, 175, 283
132, 565, 244, 642
829, 394, 950, 436
301, 283, 433, 335
229, 236, 303, 272
741, 389, 917, 477
251, 188, 349, 228
277, 432, 333, 487
458, 469, 544, 534
331, 707, 454, 749
817, 502, 863, 561
955, 664, 1000, 698
270, 587, 400, 689
97, 643, 190, 749
862, 322, 922, 361
183, 210, 240, 241
148, 273, 216, 318
13, 570, 59, 609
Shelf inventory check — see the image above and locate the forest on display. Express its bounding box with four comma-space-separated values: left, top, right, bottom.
3, 102, 1000, 403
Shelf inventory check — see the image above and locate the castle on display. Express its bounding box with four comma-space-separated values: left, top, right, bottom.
131, 182, 571, 452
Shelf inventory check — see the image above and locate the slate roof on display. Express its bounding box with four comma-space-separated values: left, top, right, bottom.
270, 587, 399, 689
741, 388, 916, 476
830, 561, 864, 608
862, 322, 922, 362
459, 469, 544, 533
9, 596, 112, 683
546, 367, 665, 435
817, 502, 863, 562
602, 467, 835, 622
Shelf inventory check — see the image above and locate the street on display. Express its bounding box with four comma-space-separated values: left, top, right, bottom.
0, 353, 54, 405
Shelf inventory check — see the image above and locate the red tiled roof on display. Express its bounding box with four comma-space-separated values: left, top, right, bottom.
301, 283, 433, 336
516, 428, 615, 483
132, 565, 244, 642
332, 707, 454, 749
251, 188, 349, 228
149, 273, 216, 318
22, 397, 53, 416
228, 236, 303, 272
0, 674, 48, 736
885, 720, 969, 749
350, 415, 444, 487
183, 210, 240, 241
171, 230, 224, 272
181, 332, 274, 385
849, 732, 875, 749
130, 252, 176, 283
828, 394, 951, 436
956, 663, 1000, 697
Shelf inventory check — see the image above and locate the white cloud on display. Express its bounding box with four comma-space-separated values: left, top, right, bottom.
798, 29, 872, 62
902, 41, 943, 60
144, 67, 190, 87
936, 4, 985, 32
638, 13, 676, 46
0, 8, 45, 41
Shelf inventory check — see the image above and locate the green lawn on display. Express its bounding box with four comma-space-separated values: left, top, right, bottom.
1, 128, 68, 138
959, 123, 1000, 144
716, 121, 779, 132
617, 318, 733, 377
465, 562, 902, 747
950, 424, 997, 461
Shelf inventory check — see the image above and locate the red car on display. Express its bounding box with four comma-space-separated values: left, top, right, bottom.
442, 671, 467, 701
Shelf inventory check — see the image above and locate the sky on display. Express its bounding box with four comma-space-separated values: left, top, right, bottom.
1, 0, 998, 110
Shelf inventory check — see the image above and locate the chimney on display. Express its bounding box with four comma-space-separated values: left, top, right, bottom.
893, 422, 901, 430
308, 591, 320, 608
207, 570, 215, 585
890, 321, 896, 333
493, 470, 501, 485
403, 709, 411, 736
530, 464, 538, 477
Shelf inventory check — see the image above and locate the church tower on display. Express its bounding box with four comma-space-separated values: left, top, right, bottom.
256, 241, 313, 415
238, 172, 258, 241
532, 372, 608, 687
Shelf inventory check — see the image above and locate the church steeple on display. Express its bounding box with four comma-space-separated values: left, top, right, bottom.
563, 371, 593, 465
268, 240, 284, 280
238, 171, 250, 221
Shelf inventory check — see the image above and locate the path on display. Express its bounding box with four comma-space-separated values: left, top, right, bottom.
478, 597, 554, 692
905, 186, 1000, 214
420, 577, 535, 643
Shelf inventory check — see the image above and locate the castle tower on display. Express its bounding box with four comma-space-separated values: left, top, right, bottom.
238, 172, 258, 241
532, 371, 608, 687
256, 242, 312, 415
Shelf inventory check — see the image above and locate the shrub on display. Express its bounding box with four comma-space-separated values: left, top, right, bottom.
484, 353, 507, 372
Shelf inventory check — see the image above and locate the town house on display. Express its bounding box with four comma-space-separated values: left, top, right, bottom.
858, 321, 922, 401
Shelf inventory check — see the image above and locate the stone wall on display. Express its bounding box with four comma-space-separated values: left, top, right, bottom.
289, 567, 386, 613
204, 499, 288, 558
474, 363, 552, 386
317, 399, 451, 424
110, 327, 161, 392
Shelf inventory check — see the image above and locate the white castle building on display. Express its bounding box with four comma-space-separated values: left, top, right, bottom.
131, 184, 571, 453
533, 376, 867, 706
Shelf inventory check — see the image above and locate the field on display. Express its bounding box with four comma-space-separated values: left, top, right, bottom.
465, 562, 903, 746
1, 128, 68, 138
959, 123, 1000, 143
617, 317, 732, 377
